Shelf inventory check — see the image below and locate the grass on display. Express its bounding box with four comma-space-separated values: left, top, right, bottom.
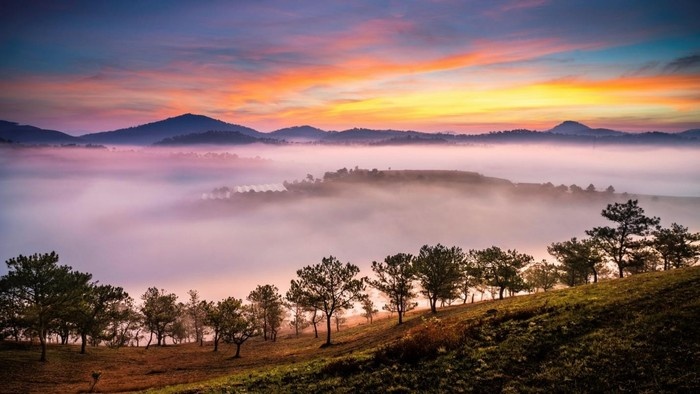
2, 267, 699, 393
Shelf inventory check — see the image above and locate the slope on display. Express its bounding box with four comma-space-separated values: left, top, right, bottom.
168, 266, 700, 393
0, 120, 84, 144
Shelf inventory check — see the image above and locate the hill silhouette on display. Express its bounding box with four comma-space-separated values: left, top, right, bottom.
80, 114, 262, 145
0, 120, 83, 144
1, 115, 699, 146
547, 120, 625, 137
270, 125, 327, 141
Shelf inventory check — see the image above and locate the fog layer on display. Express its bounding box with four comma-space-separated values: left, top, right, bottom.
1, 144, 698, 303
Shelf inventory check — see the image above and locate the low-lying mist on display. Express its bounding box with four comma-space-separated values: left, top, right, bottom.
1, 144, 698, 305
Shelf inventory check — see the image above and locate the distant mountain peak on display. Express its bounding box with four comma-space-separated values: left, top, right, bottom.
548, 120, 624, 137
80, 113, 261, 144
559, 120, 590, 128
550, 120, 591, 133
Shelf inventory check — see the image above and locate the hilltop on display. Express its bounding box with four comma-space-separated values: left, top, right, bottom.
547, 120, 625, 137
80, 114, 262, 145
1, 267, 697, 393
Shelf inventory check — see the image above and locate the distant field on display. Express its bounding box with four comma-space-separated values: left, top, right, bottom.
2, 267, 698, 393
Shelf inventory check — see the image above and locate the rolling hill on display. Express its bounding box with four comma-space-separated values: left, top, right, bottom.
270, 125, 328, 141
0, 120, 84, 144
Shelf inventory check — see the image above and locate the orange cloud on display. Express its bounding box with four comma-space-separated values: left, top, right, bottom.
2, 36, 697, 133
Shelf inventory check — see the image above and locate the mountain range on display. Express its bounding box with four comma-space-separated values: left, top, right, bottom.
1, 114, 698, 146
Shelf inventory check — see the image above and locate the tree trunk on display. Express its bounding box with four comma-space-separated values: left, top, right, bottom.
263, 315, 268, 341
312, 311, 319, 338
81, 333, 87, 354
213, 332, 219, 352
325, 314, 332, 345
429, 296, 437, 313
39, 326, 47, 362
234, 343, 241, 358
499, 287, 505, 300
618, 265, 624, 278
398, 311, 403, 325
593, 269, 598, 283
145, 332, 153, 350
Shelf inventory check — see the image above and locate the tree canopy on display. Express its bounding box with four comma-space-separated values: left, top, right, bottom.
548, 237, 604, 285
290, 256, 365, 346
470, 247, 532, 300
0, 252, 91, 361
248, 284, 285, 341
368, 253, 416, 324
586, 199, 660, 278
140, 287, 180, 348
652, 223, 700, 270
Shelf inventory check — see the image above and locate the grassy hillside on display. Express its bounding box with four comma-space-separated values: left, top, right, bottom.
1, 267, 698, 393
166, 267, 700, 393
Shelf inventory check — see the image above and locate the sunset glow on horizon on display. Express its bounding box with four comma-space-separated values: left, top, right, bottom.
1, 0, 699, 134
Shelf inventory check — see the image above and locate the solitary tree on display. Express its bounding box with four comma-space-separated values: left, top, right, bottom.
368, 253, 416, 324
652, 223, 700, 270
586, 199, 660, 278
285, 302, 310, 337
285, 286, 310, 337
140, 287, 180, 348
290, 256, 365, 346
414, 244, 463, 313
247, 284, 285, 341
203, 300, 224, 351
221, 302, 260, 358
470, 247, 531, 300
0, 252, 91, 361
333, 308, 346, 332
548, 237, 604, 285
361, 297, 378, 323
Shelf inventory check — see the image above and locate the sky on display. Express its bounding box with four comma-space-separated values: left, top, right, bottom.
1, 0, 699, 134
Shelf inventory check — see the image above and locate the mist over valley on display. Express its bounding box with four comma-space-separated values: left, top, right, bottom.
1, 143, 698, 304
